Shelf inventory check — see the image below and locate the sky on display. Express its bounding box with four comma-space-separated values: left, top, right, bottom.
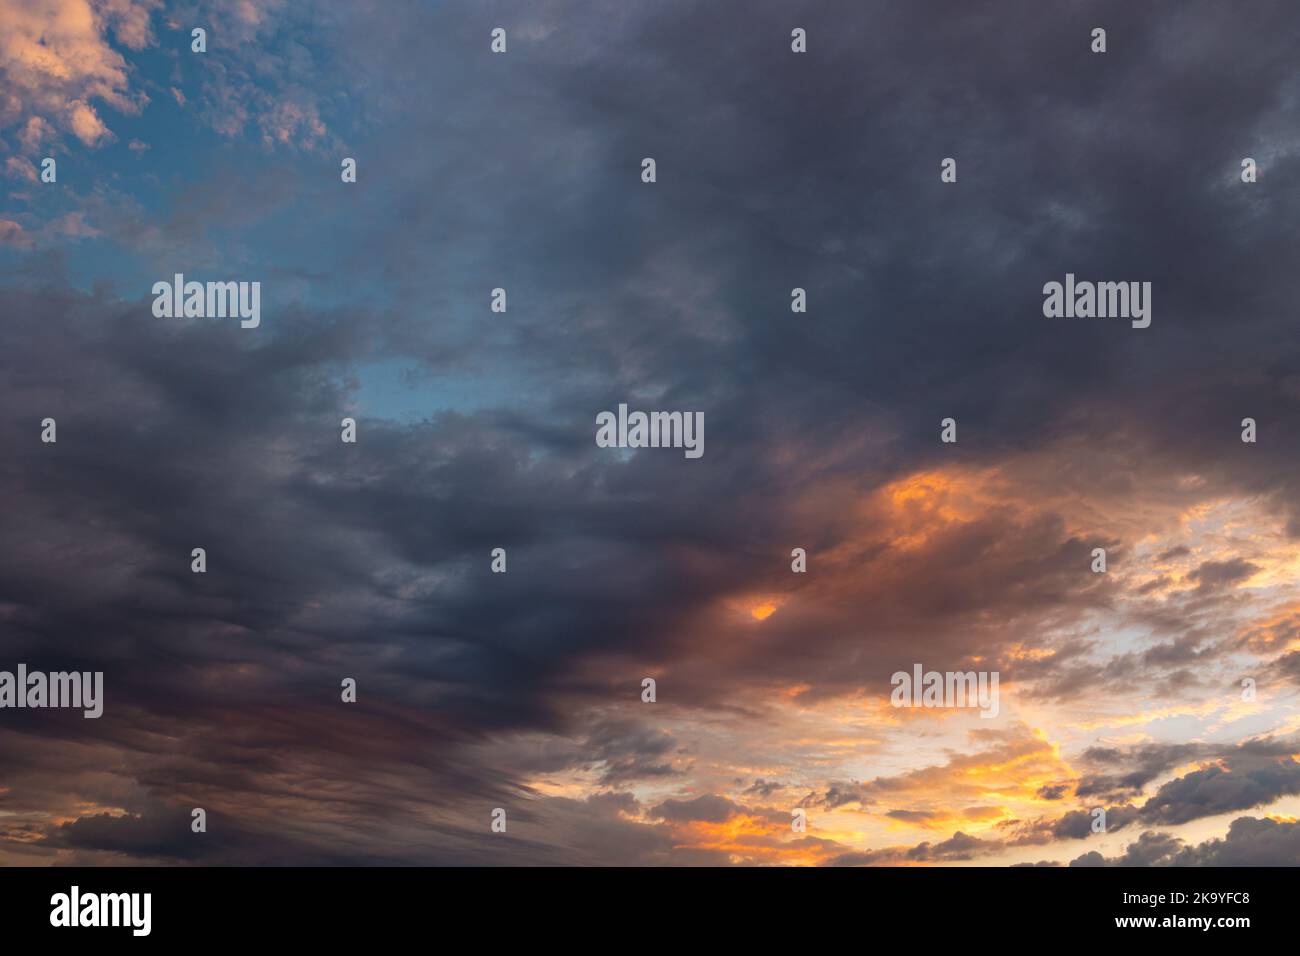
1, 0, 1300, 866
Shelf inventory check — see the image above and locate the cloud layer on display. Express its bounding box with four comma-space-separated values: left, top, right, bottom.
1, 0, 1299, 866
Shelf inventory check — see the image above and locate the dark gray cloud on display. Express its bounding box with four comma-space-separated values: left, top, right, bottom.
650, 794, 740, 825
1073, 736, 1300, 828
905, 831, 991, 862
1071, 816, 1300, 866
1140, 754, 1300, 826
1052, 806, 1139, 840
1186, 558, 1261, 594
1076, 743, 1207, 799
743, 778, 781, 799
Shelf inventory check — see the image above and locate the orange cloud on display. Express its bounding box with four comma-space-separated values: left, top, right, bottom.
0, 0, 153, 149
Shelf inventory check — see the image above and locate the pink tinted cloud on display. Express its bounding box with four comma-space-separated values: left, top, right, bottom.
0, 0, 155, 149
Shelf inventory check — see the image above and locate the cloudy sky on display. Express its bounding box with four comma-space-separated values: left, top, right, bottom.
2, 0, 1300, 866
